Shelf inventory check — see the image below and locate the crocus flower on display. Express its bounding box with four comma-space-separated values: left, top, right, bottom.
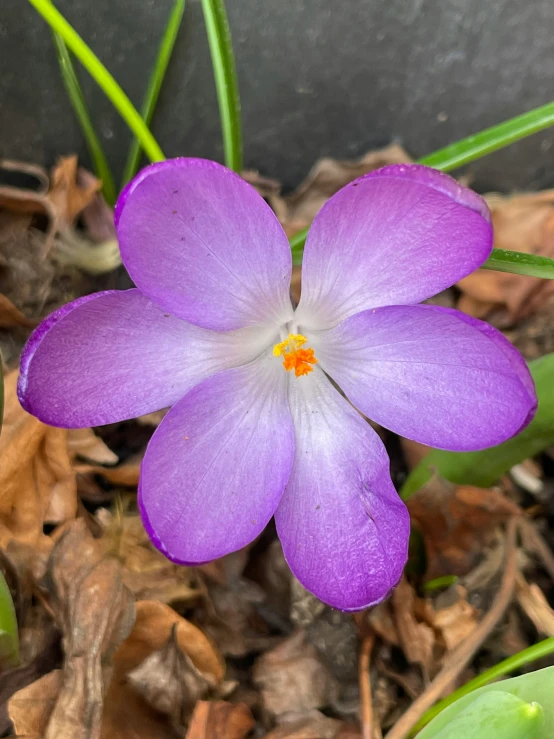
18, 159, 536, 611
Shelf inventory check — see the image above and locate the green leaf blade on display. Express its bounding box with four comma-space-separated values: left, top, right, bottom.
200, 0, 242, 172
0, 572, 18, 669
122, 0, 186, 186
28, 0, 165, 164
52, 33, 117, 206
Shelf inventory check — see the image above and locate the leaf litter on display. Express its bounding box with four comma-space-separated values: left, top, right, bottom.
1, 149, 554, 738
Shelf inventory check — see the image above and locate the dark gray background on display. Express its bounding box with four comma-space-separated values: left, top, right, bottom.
1, 0, 554, 192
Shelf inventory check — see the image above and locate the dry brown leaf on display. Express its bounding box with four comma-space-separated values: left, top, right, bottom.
48, 156, 101, 228
97, 512, 201, 604
185, 700, 254, 739
428, 589, 478, 651
0, 292, 35, 328
399, 438, 431, 471
458, 190, 554, 320
8, 670, 61, 738
253, 630, 338, 720
77, 458, 141, 488
114, 600, 224, 683
407, 476, 521, 579
0, 371, 77, 554
127, 626, 213, 729
515, 572, 554, 636
392, 578, 435, 671
42, 518, 135, 739
279, 144, 413, 235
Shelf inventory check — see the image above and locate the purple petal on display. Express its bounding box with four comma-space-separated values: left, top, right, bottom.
296, 164, 493, 330
275, 368, 409, 611
116, 158, 293, 331
139, 355, 294, 564
313, 304, 537, 451
18, 289, 273, 428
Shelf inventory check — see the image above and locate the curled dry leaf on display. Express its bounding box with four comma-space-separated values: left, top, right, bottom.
184, 700, 254, 739
407, 476, 521, 579
392, 578, 435, 672
458, 190, 554, 321
277, 144, 413, 236
127, 626, 213, 730
0, 371, 77, 556
42, 518, 136, 739
429, 591, 478, 651
253, 630, 338, 721
114, 600, 224, 683
515, 571, 554, 636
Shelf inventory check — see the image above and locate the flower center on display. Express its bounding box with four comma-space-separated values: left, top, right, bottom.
273, 334, 318, 377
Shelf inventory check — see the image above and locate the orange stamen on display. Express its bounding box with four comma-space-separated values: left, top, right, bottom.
273, 334, 318, 377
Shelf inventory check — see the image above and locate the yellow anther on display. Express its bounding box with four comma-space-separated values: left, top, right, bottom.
273, 334, 318, 377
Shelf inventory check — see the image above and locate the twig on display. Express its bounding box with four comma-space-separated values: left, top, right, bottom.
386, 517, 518, 739
360, 633, 376, 739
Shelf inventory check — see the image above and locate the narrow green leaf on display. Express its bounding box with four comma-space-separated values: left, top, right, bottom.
424, 691, 543, 739
200, 0, 242, 172
415, 665, 554, 738
481, 248, 554, 279
28, 0, 165, 164
122, 0, 186, 186
419, 101, 554, 172
400, 353, 554, 499
52, 33, 116, 206
411, 638, 554, 735
0, 571, 18, 669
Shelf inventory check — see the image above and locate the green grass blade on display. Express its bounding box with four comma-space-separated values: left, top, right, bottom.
200, 0, 242, 172
419, 101, 554, 172
121, 0, 186, 186
52, 33, 116, 205
0, 571, 18, 669
481, 248, 554, 279
411, 638, 554, 736
28, 0, 165, 164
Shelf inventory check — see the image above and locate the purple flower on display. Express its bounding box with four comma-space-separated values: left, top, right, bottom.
18, 159, 536, 611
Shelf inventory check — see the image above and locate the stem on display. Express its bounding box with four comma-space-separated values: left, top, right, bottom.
52, 32, 117, 205
410, 637, 554, 736
200, 0, 242, 171
28, 0, 165, 164
121, 0, 186, 185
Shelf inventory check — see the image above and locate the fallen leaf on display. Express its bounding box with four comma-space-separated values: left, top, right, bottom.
114, 600, 224, 683
127, 626, 213, 729
407, 476, 521, 579
427, 587, 478, 651
279, 144, 413, 235
0, 293, 35, 328
0, 371, 77, 554
42, 518, 136, 739
8, 670, 61, 738
253, 630, 338, 721
48, 156, 101, 229
392, 578, 435, 672
184, 700, 254, 739
515, 572, 554, 636
458, 191, 554, 321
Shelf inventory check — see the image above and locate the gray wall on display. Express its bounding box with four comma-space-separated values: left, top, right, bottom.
2, 0, 554, 192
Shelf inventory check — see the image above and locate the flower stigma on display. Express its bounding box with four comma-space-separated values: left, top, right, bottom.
273, 334, 318, 378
